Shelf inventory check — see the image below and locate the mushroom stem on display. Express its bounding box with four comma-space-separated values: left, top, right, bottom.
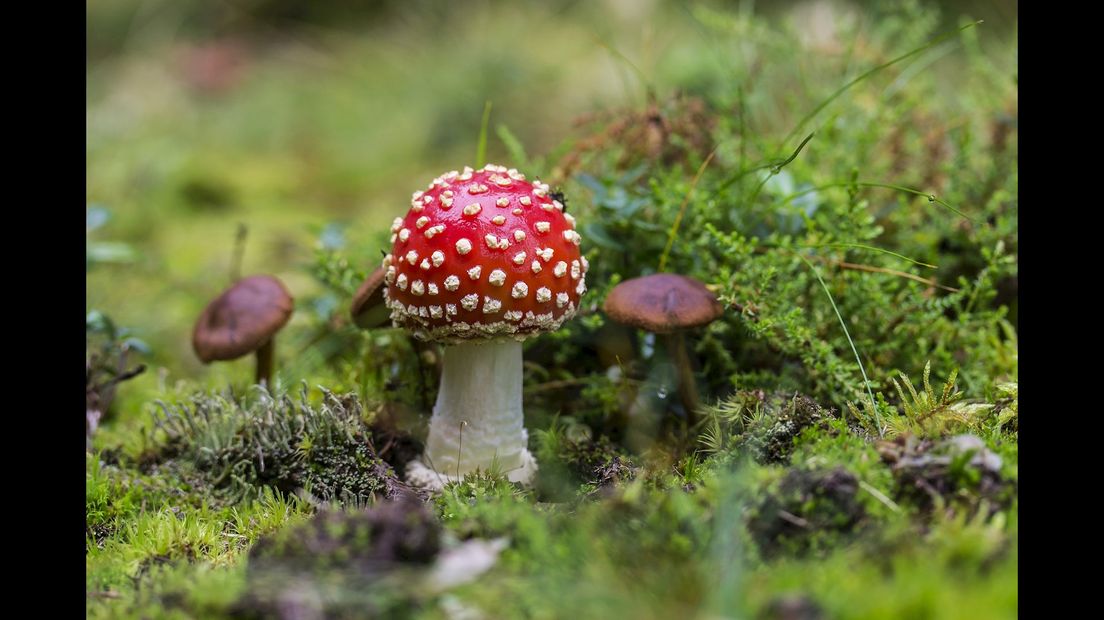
255, 338, 275, 386
415, 340, 535, 485
665, 332, 699, 426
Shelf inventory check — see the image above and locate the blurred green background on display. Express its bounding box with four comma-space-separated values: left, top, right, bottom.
87, 0, 1016, 391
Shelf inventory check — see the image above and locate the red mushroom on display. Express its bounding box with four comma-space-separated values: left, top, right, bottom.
381, 164, 588, 488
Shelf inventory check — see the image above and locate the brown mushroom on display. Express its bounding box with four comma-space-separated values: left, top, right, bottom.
602, 273, 723, 425
193, 275, 294, 386
350, 267, 389, 329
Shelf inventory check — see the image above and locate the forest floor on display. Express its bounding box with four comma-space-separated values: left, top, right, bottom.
87, 2, 1017, 618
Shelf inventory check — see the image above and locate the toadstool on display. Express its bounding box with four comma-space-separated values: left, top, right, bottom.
193, 274, 294, 386
603, 273, 722, 425
381, 164, 588, 489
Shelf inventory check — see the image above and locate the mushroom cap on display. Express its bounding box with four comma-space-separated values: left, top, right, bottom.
602, 273, 723, 333
193, 275, 294, 362
382, 164, 588, 344
350, 267, 389, 329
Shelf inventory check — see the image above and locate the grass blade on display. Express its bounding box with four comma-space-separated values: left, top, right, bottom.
745, 132, 816, 205
713, 132, 814, 200
475, 100, 493, 168
496, 123, 529, 170
794, 251, 881, 432
777, 180, 975, 223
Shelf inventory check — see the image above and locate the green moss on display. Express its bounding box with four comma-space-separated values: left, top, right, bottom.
235, 498, 440, 618
746, 467, 868, 559
142, 387, 402, 503
534, 420, 636, 500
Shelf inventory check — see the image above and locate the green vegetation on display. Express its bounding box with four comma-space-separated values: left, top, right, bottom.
87, 1, 1017, 617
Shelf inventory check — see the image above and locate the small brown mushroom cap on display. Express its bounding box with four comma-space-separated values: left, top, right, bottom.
350, 267, 389, 329
602, 273, 723, 333
193, 275, 294, 362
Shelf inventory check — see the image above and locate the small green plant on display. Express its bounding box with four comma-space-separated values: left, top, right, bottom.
701, 391, 834, 464
852, 362, 1002, 438
87, 310, 148, 450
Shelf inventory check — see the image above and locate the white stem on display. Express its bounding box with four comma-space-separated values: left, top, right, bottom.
420, 340, 533, 481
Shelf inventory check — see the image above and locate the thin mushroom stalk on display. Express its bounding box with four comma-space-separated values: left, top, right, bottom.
255, 338, 275, 386
665, 332, 699, 426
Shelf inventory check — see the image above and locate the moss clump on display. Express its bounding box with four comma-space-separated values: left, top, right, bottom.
747, 467, 866, 559
304, 435, 406, 504
146, 387, 403, 505
235, 496, 439, 619
702, 391, 837, 465
877, 434, 1014, 517
563, 434, 636, 489
749, 394, 837, 464
535, 421, 636, 500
